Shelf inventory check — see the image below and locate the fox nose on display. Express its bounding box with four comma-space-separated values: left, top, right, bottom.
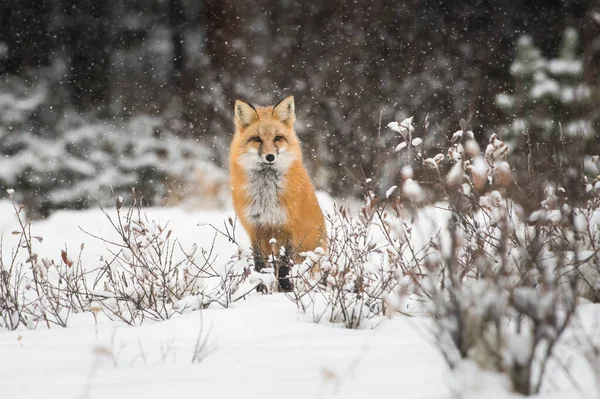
265, 154, 275, 163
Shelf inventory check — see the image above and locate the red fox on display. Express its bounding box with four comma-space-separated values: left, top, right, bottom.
229, 96, 326, 289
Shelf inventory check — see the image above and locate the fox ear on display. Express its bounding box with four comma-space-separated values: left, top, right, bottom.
272, 96, 295, 126
235, 100, 258, 128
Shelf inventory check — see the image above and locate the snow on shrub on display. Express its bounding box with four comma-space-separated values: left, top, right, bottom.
387, 116, 600, 395
81, 194, 258, 325
288, 203, 396, 329
286, 114, 600, 395
0, 191, 88, 329
0, 191, 251, 329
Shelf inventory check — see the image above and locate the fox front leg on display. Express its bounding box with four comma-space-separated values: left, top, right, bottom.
276, 245, 294, 292
251, 247, 270, 294
252, 247, 266, 272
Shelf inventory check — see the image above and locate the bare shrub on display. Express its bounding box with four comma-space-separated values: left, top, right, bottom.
0, 187, 261, 330
288, 199, 399, 329
0, 190, 92, 329
287, 114, 600, 393
386, 117, 600, 395
81, 192, 251, 324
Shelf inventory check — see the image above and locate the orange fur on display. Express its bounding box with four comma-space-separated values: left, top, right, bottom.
229, 96, 326, 261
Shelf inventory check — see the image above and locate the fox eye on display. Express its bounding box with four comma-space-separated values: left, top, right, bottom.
274, 136, 283, 142
252, 136, 262, 143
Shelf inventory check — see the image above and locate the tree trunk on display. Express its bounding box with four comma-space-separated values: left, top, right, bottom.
169, 0, 186, 91
202, 0, 244, 100
0, 0, 52, 74
63, 0, 111, 113
511, 363, 531, 395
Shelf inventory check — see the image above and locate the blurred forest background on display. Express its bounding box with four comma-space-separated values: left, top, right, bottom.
0, 0, 599, 217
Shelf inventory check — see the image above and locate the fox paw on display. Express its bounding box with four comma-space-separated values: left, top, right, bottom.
277, 277, 294, 292
255, 282, 269, 294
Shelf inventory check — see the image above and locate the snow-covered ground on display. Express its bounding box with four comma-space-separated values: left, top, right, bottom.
0, 198, 598, 399
0, 295, 450, 399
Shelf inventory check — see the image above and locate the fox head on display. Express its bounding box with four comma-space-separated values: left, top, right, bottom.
231, 96, 301, 172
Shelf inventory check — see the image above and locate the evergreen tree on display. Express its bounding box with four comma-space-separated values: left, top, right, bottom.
496, 28, 598, 190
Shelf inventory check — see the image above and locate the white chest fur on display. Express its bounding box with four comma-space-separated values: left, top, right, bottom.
244, 167, 288, 226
